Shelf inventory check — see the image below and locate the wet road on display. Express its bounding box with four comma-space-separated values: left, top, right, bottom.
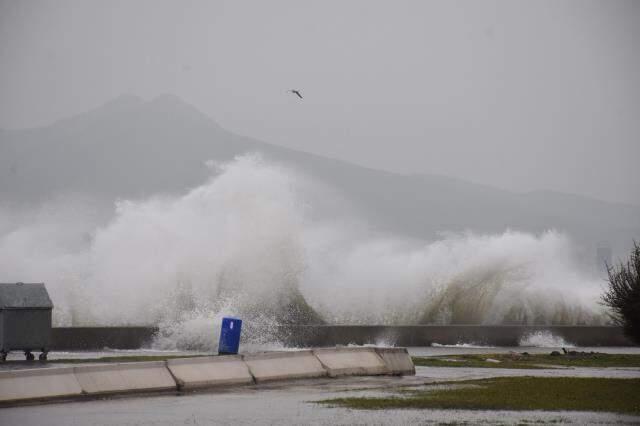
416, 365, 640, 380
2, 346, 639, 424
1, 388, 638, 425
1, 364, 639, 425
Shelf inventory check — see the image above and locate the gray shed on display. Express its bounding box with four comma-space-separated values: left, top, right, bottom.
0, 283, 53, 361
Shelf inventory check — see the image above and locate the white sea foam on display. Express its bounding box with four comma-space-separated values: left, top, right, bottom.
519, 331, 576, 348
431, 343, 496, 349
0, 154, 607, 350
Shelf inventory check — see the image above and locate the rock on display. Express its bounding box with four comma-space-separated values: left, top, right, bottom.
550, 351, 561, 356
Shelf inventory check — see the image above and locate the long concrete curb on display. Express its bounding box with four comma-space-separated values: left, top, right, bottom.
167, 356, 253, 390
243, 350, 327, 383
0, 347, 414, 406
74, 361, 176, 395
375, 347, 415, 375
313, 347, 389, 377
0, 367, 82, 403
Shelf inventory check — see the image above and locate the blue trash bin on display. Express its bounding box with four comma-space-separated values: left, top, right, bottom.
218, 317, 242, 355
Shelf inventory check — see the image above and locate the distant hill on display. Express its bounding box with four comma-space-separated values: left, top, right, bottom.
1, 95, 638, 256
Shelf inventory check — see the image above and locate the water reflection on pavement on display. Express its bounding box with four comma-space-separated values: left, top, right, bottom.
416, 365, 640, 380
2, 346, 639, 425
1, 365, 639, 425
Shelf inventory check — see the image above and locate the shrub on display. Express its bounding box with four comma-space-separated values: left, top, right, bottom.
601, 242, 640, 344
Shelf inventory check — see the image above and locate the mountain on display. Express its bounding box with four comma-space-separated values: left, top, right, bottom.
1, 95, 638, 256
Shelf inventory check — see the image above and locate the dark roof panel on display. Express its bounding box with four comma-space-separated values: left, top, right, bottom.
0, 283, 53, 309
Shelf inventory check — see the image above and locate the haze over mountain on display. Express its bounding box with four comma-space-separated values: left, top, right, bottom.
1, 95, 638, 259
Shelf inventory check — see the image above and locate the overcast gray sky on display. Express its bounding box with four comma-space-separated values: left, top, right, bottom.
1, 0, 639, 205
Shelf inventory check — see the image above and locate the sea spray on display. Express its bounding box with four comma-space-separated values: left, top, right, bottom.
0, 154, 607, 350
519, 331, 576, 348
302, 229, 603, 325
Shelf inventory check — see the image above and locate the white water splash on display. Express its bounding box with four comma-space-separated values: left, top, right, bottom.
431, 343, 496, 349
519, 331, 576, 348
0, 154, 607, 350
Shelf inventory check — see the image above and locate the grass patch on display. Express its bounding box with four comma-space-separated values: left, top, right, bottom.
318, 377, 640, 414
412, 353, 640, 369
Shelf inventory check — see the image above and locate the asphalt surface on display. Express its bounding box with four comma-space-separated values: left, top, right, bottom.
1, 366, 639, 425
2, 346, 639, 424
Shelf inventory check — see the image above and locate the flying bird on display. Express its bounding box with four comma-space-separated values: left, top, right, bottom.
289, 89, 303, 99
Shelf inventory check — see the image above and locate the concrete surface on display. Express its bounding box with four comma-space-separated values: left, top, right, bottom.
51, 327, 157, 350
73, 361, 176, 395
243, 350, 327, 382
0, 367, 82, 403
1, 367, 639, 425
314, 347, 388, 377
167, 355, 253, 389
415, 365, 640, 380
375, 347, 415, 375
0, 347, 415, 405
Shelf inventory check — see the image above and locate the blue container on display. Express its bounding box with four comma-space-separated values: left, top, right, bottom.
218, 317, 242, 355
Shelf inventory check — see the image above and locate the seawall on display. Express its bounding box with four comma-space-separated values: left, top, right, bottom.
50, 325, 635, 350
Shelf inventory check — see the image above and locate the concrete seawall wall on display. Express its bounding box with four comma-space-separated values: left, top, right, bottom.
52, 327, 157, 350
50, 325, 635, 350
275, 325, 635, 347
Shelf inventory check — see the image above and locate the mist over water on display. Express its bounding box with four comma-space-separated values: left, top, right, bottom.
0, 155, 606, 350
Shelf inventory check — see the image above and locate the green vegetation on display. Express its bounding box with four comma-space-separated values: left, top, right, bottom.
602, 241, 640, 344
318, 377, 640, 414
411, 353, 640, 369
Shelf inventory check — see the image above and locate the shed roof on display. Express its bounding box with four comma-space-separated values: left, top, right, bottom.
0, 283, 53, 309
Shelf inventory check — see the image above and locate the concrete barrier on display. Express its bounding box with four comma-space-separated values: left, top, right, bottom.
375, 347, 415, 375
167, 356, 253, 390
243, 350, 327, 382
52, 327, 158, 350
0, 367, 82, 403
1, 347, 416, 405
74, 361, 176, 395
49, 326, 635, 350
313, 347, 389, 377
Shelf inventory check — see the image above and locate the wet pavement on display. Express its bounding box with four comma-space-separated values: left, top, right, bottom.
1, 364, 640, 425
1, 370, 638, 425
0, 349, 209, 370
2, 346, 639, 424
416, 365, 640, 380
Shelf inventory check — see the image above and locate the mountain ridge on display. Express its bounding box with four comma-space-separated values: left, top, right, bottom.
1, 95, 638, 255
